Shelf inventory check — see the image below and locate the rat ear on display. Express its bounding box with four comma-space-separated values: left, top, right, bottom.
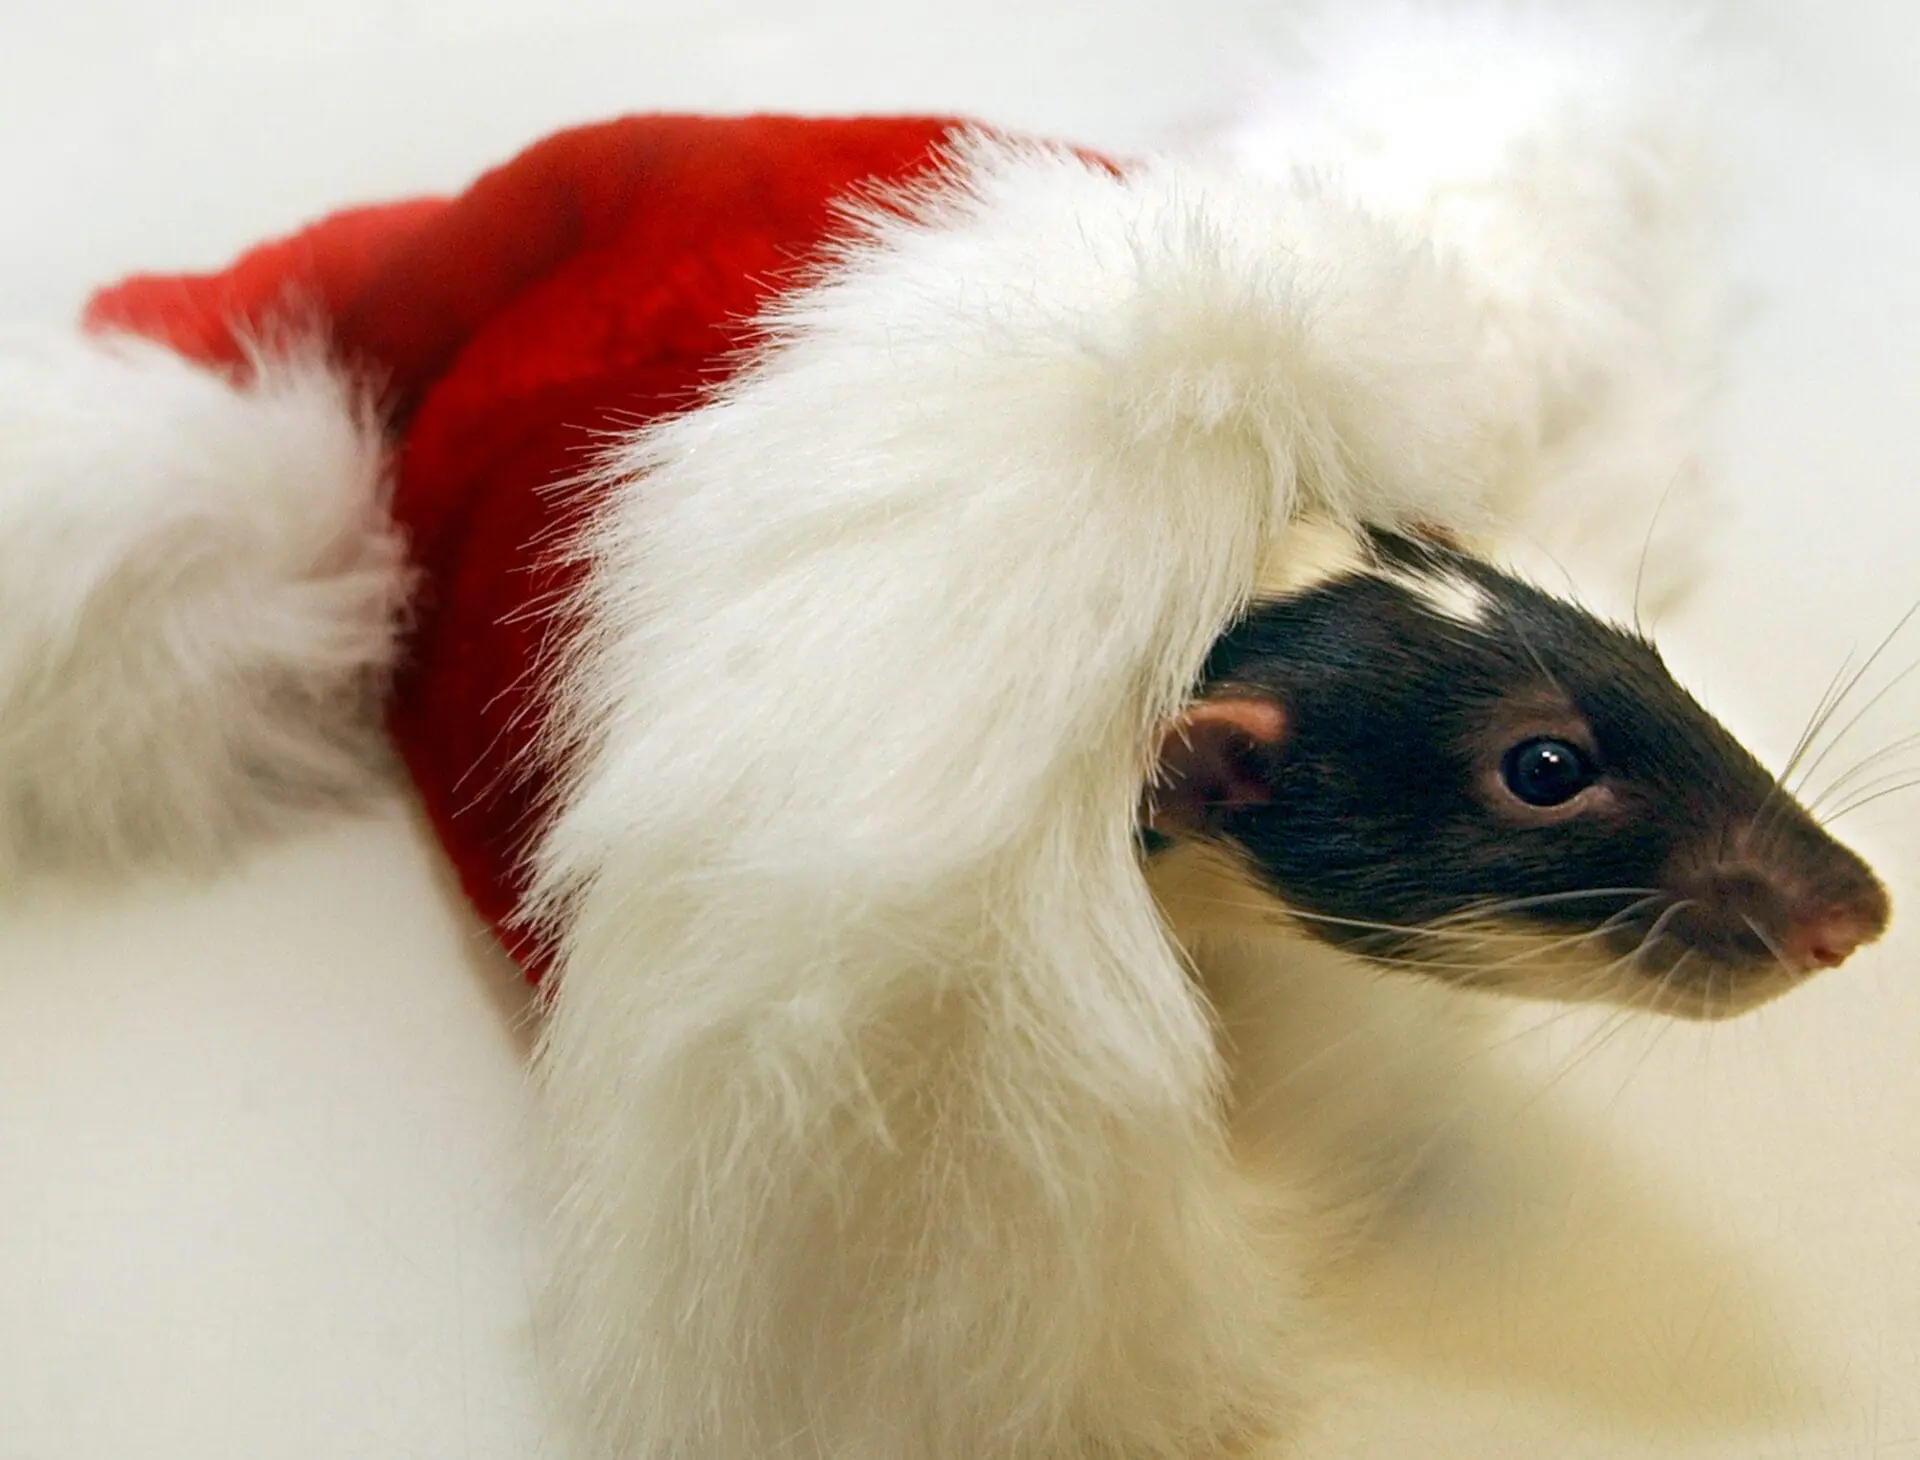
1146, 695, 1288, 837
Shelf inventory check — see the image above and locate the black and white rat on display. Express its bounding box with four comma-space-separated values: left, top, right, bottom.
1146, 528, 1890, 1021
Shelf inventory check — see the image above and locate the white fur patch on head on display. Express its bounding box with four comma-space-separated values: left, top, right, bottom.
1376, 560, 1490, 627
1249, 516, 1489, 626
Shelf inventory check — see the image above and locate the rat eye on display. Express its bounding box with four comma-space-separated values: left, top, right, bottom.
1500, 737, 1595, 808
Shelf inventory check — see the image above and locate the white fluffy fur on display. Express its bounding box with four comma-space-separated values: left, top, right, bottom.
0, 332, 406, 876
0, 7, 1729, 1458
1215, 2, 1726, 619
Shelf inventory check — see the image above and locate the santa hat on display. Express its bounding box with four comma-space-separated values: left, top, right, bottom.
0, 12, 1720, 1455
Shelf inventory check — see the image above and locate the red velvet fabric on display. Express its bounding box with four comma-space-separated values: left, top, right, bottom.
87, 114, 968, 977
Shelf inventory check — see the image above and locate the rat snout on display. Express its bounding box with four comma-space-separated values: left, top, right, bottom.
1670, 818, 1891, 976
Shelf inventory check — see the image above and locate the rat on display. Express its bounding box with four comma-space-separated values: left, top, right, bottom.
1143, 527, 1891, 1021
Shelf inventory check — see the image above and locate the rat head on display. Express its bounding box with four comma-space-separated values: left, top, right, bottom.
1145, 530, 1890, 1019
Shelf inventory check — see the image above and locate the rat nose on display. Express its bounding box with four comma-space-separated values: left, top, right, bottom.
1668, 835, 1890, 976
1780, 890, 1891, 972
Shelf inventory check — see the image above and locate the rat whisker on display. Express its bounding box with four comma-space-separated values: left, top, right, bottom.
1630, 467, 1687, 637
1329, 929, 1605, 981
1430, 887, 1664, 926
1752, 652, 1864, 841
1802, 732, 1920, 814
1757, 599, 1920, 847
1651, 946, 1694, 1013
1163, 895, 1509, 958
1521, 959, 1655, 1110
1405, 912, 1655, 981
1505, 531, 1585, 604
1393, 900, 1667, 976
1275, 907, 1517, 944
1442, 899, 1673, 992
1262, 892, 1675, 989
1785, 597, 1920, 798
1637, 897, 1696, 956
1569, 899, 1687, 1008
1739, 913, 1795, 980
1456, 917, 1649, 976
1791, 655, 1920, 809
1807, 758, 1920, 819
1776, 653, 1861, 789
1170, 902, 1658, 986
1603, 946, 1691, 1105
1278, 887, 1661, 940
1820, 775, 1920, 824
1804, 730, 1920, 799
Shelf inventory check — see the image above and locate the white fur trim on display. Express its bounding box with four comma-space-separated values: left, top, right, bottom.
1215, 2, 1728, 618
526, 133, 1518, 1460
0, 331, 407, 875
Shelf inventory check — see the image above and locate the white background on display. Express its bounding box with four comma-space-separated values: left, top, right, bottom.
3, 3, 1919, 1457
